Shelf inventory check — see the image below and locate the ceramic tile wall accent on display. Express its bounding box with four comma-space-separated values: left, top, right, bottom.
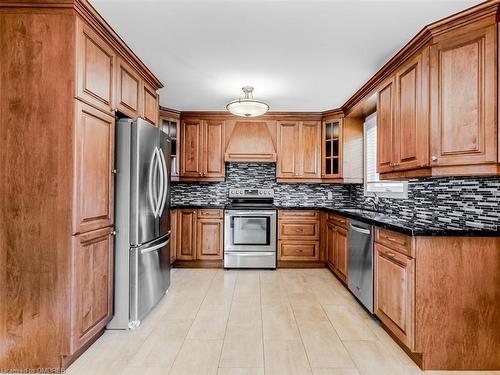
170, 163, 500, 231
349, 176, 500, 231
170, 163, 351, 207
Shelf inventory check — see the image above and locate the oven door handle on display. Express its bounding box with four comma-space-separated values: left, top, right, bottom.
224, 251, 276, 257
225, 210, 277, 217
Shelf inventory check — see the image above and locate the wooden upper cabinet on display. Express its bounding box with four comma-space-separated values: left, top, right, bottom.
196, 217, 223, 260
71, 227, 113, 353
430, 24, 497, 168
394, 48, 430, 171
141, 81, 159, 126
181, 119, 203, 178
301, 121, 322, 178
375, 242, 415, 350
322, 119, 342, 178
176, 209, 197, 260
180, 118, 225, 181
377, 78, 395, 174
73, 102, 115, 235
115, 57, 140, 118
277, 121, 321, 181
277, 121, 299, 178
203, 120, 225, 178
76, 20, 115, 114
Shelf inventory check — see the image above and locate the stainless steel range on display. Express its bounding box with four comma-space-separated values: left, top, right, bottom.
224, 188, 277, 269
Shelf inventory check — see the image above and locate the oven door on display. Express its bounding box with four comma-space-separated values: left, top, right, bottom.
224, 210, 277, 252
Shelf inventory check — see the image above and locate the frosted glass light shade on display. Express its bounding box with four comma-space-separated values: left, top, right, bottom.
226, 99, 269, 117
226, 86, 269, 117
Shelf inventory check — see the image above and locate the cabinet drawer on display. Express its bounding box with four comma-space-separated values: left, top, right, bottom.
279, 221, 319, 240
279, 210, 319, 219
279, 241, 319, 261
198, 209, 223, 219
326, 213, 347, 228
375, 228, 413, 257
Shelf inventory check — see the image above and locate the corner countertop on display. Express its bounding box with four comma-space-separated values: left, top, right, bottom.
170, 204, 500, 237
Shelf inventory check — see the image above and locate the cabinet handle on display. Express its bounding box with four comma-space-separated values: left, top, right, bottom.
431, 155, 438, 162
386, 251, 395, 258
112, 169, 117, 174
111, 231, 117, 236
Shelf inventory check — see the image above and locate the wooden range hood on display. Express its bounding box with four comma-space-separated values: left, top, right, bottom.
224, 119, 278, 162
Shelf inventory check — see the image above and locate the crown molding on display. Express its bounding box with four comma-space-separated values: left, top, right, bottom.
341, 0, 500, 115
0, 0, 164, 90
180, 111, 324, 121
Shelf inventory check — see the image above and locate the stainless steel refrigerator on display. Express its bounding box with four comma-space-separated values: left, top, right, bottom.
108, 118, 171, 330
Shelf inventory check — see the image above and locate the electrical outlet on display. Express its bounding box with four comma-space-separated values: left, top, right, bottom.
327, 191, 333, 200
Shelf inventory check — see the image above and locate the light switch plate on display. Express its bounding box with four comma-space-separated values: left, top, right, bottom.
327, 191, 333, 200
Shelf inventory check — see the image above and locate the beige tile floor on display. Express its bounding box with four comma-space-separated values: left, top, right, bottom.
66, 268, 500, 375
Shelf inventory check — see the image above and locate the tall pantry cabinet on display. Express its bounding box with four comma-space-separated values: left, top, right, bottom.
0, 1, 162, 372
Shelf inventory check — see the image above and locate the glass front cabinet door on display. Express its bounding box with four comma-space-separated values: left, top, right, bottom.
322, 119, 342, 178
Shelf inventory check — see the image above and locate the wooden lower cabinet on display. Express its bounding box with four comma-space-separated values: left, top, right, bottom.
176, 209, 197, 260
325, 216, 348, 283
333, 226, 348, 283
173, 209, 223, 262
169, 209, 177, 264
71, 227, 113, 354
374, 242, 415, 350
278, 210, 320, 262
197, 218, 223, 260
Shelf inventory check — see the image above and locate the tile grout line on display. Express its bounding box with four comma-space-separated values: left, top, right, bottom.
167, 269, 218, 375
286, 270, 315, 374
217, 270, 237, 372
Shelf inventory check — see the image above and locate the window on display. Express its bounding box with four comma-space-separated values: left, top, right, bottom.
364, 113, 408, 199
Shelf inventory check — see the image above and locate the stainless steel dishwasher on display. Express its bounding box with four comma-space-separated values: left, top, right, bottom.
347, 219, 374, 313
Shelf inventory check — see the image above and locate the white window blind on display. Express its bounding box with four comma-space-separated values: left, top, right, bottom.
364, 114, 408, 198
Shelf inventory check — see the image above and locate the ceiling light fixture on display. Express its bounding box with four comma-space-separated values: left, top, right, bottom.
226, 86, 269, 117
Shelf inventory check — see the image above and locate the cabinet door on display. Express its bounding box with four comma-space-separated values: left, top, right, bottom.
377, 78, 395, 173
73, 102, 115, 234
326, 222, 336, 269
169, 210, 177, 264
334, 226, 348, 283
176, 209, 197, 260
430, 25, 497, 167
76, 20, 115, 114
71, 227, 113, 353
203, 120, 225, 178
322, 119, 342, 178
196, 218, 223, 260
181, 119, 203, 178
394, 49, 430, 171
301, 121, 321, 178
115, 57, 140, 118
141, 82, 159, 126
375, 243, 415, 349
277, 121, 300, 178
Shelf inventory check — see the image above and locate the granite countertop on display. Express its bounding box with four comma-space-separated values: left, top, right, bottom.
277, 206, 500, 237
171, 204, 226, 210
171, 203, 499, 237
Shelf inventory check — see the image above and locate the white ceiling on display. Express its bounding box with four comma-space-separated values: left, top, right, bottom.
91, 0, 481, 112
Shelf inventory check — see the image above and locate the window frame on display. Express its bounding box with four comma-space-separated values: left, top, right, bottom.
363, 113, 408, 199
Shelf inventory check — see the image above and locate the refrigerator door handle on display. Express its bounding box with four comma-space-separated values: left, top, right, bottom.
155, 147, 165, 217
139, 237, 170, 255
157, 148, 169, 217
148, 147, 158, 217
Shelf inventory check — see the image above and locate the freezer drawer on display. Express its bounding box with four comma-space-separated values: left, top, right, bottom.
130, 235, 171, 328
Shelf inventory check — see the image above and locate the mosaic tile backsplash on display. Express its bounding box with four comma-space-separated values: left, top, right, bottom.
171, 163, 500, 231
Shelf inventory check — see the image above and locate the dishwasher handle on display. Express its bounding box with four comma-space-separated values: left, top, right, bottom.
349, 223, 371, 235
